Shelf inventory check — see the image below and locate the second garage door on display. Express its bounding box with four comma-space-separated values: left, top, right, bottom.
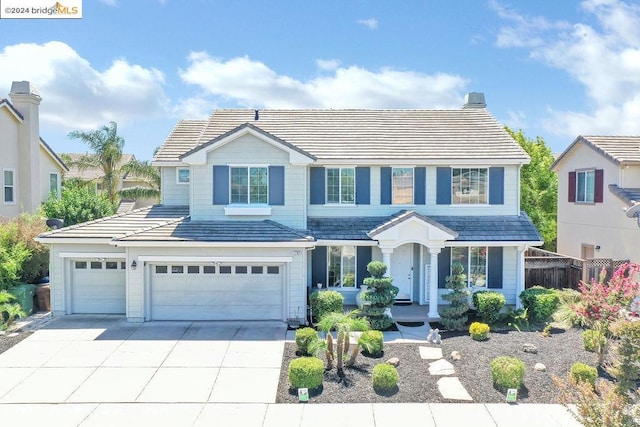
150, 263, 284, 320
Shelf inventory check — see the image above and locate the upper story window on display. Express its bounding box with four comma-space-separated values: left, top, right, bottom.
326, 168, 355, 204
576, 170, 595, 203
49, 173, 59, 197
177, 168, 190, 184
452, 168, 488, 204
230, 166, 268, 204
451, 246, 487, 287
392, 167, 413, 204
3, 169, 15, 204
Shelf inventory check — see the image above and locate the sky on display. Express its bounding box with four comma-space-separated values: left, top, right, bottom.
1, 0, 639, 161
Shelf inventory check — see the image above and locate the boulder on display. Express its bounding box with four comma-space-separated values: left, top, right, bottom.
523, 343, 538, 354
451, 351, 462, 361
534, 363, 546, 371
386, 357, 400, 367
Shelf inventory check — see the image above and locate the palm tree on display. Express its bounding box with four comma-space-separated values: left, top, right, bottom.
68, 121, 125, 205
317, 310, 370, 374
118, 159, 160, 202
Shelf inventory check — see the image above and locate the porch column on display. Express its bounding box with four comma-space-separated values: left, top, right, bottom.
428, 247, 441, 319
381, 247, 393, 277
515, 246, 526, 309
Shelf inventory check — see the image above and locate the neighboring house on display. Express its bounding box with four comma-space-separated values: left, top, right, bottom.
552, 135, 640, 263
0, 81, 68, 217
37, 93, 542, 322
64, 153, 155, 212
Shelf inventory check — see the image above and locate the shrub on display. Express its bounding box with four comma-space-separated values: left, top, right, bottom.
583, 329, 607, 353
469, 322, 490, 341
372, 363, 399, 392
491, 356, 525, 390
608, 319, 640, 395
553, 288, 585, 328
570, 362, 598, 388
295, 327, 319, 356
358, 330, 384, 356
362, 261, 398, 331
288, 357, 324, 390
439, 262, 470, 331
519, 286, 560, 324
0, 214, 49, 285
309, 290, 343, 322
472, 290, 506, 324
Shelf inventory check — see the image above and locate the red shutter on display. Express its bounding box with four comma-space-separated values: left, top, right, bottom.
594, 169, 604, 203
568, 171, 576, 202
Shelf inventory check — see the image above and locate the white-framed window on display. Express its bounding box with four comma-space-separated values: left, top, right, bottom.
230, 166, 268, 204
392, 167, 413, 204
176, 168, 190, 184
452, 168, 488, 204
326, 167, 355, 204
49, 173, 59, 197
576, 170, 595, 203
3, 169, 15, 204
155, 265, 168, 274
451, 246, 488, 287
328, 246, 356, 288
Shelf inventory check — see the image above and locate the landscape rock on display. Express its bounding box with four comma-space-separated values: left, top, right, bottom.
386, 357, 400, 367
419, 346, 443, 360
428, 359, 455, 376
534, 363, 546, 371
523, 343, 538, 354
451, 351, 462, 361
437, 377, 473, 401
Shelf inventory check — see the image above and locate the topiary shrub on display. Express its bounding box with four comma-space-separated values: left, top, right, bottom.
372, 363, 399, 392
472, 290, 506, 325
439, 262, 470, 331
519, 286, 560, 324
491, 356, 525, 390
358, 330, 384, 356
362, 261, 398, 330
288, 357, 324, 390
582, 329, 607, 353
570, 362, 598, 388
295, 327, 319, 356
469, 321, 490, 341
309, 290, 343, 322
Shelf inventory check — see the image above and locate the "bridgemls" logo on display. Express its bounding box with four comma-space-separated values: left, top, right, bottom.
1, 0, 83, 19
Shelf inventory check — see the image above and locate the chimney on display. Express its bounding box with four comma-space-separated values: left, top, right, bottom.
462, 92, 486, 109
10, 81, 42, 212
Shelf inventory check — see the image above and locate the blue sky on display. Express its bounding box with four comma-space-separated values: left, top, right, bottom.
1, 0, 639, 160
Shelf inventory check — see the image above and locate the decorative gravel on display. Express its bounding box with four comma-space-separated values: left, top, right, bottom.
0, 330, 32, 355
276, 326, 598, 404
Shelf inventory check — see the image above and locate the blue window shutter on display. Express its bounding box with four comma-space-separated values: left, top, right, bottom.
310, 167, 325, 205
487, 247, 503, 289
489, 167, 505, 205
311, 246, 327, 287
438, 247, 451, 289
436, 167, 451, 205
414, 167, 426, 205
355, 167, 370, 205
380, 167, 392, 205
268, 166, 285, 206
356, 246, 372, 287
213, 165, 229, 205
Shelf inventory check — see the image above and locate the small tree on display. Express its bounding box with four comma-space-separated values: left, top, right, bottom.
317, 310, 369, 374
361, 261, 398, 330
439, 262, 470, 331
40, 185, 116, 227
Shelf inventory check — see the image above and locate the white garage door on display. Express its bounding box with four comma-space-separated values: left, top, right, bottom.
71, 259, 126, 314
150, 264, 284, 320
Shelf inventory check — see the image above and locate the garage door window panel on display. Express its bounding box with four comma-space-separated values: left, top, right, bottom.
203, 265, 215, 274
267, 266, 280, 274
106, 262, 118, 270
91, 262, 102, 269
251, 266, 263, 274
220, 266, 232, 274
75, 261, 87, 269
171, 266, 184, 274
188, 266, 200, 274
156, 265, 168, 274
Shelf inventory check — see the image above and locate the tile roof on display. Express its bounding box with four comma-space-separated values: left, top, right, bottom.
40, 138, 68, 172
553, 135, 640, 169
0, 98, 24, 120
38, 205, 189, 240
64, 153, 135, 180
307, 211, 542, 242
154, 109, 530, 163
609, 184, 640, 206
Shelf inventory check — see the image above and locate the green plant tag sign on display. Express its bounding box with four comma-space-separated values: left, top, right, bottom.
506, 388, 518, 403
298, 388, 309, 402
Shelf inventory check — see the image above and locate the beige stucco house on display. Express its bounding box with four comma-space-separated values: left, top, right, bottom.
552, 135, 640, 263
0, 81, 68, 218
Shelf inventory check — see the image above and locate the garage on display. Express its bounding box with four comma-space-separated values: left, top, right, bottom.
150, 263, 284, 320
71, 259, 126, 314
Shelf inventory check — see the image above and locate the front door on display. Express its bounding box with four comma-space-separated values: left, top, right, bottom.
391, 244, 413, 301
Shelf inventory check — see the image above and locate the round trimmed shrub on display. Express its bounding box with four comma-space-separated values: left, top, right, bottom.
309, 290, 343, 322
472, 290, 506, 324
570, 362, 597, 388
491, 356, 525, 390
582, 329, 607, 353
372, 363, 399, 391
295, 327, 319, 356
358, 330, 384, 356
469, 321, 490, 341
288, 357, 324, 390
519, 286, 560, 324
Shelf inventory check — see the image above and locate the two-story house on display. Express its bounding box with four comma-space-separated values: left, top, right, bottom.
1, 81, 68, 217
552, 135, 640, 263
37, 93, 541, 323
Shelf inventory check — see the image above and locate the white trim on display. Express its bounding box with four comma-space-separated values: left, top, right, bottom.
49, 172, 60, 198
316, 158, 529, 166
113, 241, 315, 248
152, 161, 189, 167
224, 206, 272, 216
0, 101, 23, 122
325, 166, 356, 205
35, 237, 116, 244
3, 168, 16, 204
59, 252, 126, 259
139, 255, 293, 263
446, 241, 543, 247
176, 167, 190, 185
316, 239, 378, 246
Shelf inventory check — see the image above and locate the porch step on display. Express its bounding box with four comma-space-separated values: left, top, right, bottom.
394, 293, 412, 306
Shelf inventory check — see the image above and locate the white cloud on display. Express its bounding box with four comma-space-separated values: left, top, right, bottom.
178, 53, 468, 110
493, 0, 640, 138
357, 18, 378, 30
0, 41, 169, 130
316, 58, 340, 71
503, 110, 528, 131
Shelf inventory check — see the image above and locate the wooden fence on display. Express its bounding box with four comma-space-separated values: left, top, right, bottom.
524, 247, 629, 290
